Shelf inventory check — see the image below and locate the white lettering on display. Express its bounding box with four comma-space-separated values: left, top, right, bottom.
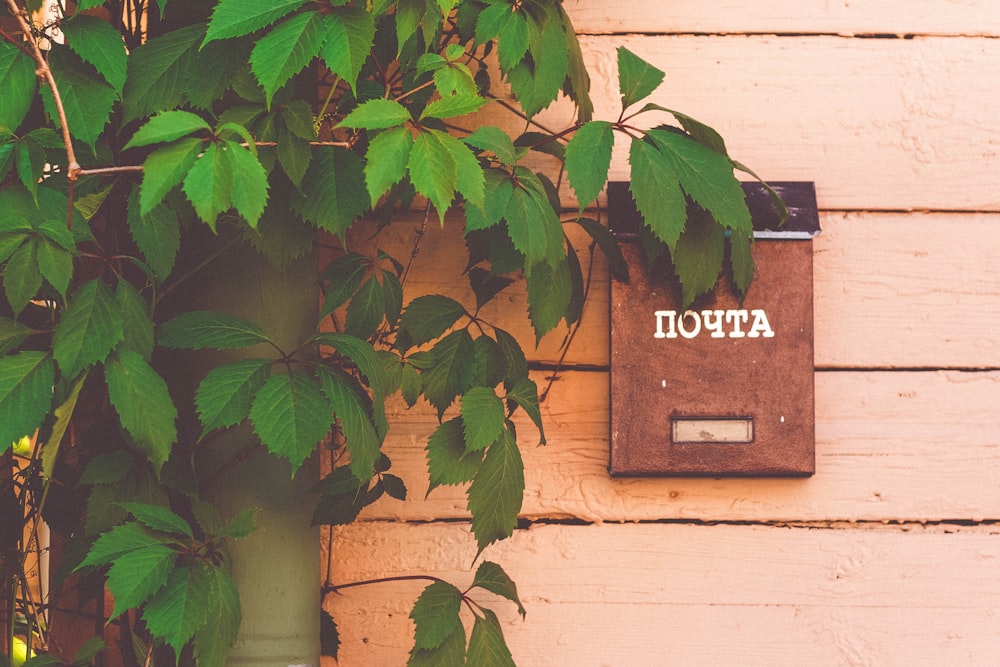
654, 310, 677, 338
725, 310, 749, 338
678, 310, 702, 339
748, 309, 775, 338
653, 309, 774, 340
700, 310, 727, 338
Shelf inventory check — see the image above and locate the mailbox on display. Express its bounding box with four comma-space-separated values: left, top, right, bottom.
608, 182, 820, 476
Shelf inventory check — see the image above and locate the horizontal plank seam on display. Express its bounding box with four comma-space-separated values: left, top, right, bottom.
573, 31, 1000, 40
529, 364, 1000, 373
350, 517, 1000, 531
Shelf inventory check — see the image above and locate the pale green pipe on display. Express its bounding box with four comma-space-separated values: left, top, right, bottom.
165, 234, 320, 667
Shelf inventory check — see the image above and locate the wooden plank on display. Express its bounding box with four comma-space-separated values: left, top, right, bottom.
360, 370, 1000, 523
345, 211, 1000, 369
322, 522, 1000, 666
564, 0, 1000, 37
481, 35, 1000, 212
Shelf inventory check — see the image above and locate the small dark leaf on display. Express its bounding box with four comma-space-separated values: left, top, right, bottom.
425, 417, 483, 495
321, 610, 340, 660
381, 473, 407, 500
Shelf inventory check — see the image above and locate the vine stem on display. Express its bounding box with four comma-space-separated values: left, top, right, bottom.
5, 0, 80, 179
322, 574, 447, 596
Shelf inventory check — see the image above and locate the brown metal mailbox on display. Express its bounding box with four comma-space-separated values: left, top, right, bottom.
608, 182, 820, 477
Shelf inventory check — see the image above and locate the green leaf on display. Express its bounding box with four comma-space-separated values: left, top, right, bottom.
564, 120, 613, 208
121, 502, 193, 537
140, 137, 203, 216
421, 94, 488, 121
123, 25, 203, 123
204, 0, 309, 44
53, 279, 124, 379
195, 359, 272, 433
0, 40, 36, 131
408, 625, 466, 667
467, 427, 524, 554
344, 274, 386, 340
472, 335, 506, 388
78, 521, 168, 569
186, 38, 254, 111
426, 417, 483, 494
124, 111, 210, 150
158, 311, 272, 350
182, 143, 233, 228
572, 216, 629, 283
44, 47, 114, 147
33, 239, 70, 298
647, 128, 752, 234
0, 352, 53, 451
628, 137, 686, 250
410, 581, 463, 650
461, 387, 505, 452
670, 108, 729, 155
192, 566, 241, 667
15, 136, 47, 203
472, 562, 526, 619
525, 258, 571, 342
106, 544, 177, 618
250, 11, 324, 106
2, 241, 41, 315
142, 563, 212, 658
222, 140, 269, 226
62, 16, 128, 92
71, 636, 107, 667
293, 146, 368, 238
338, 98, 411, 130
729, 229, 755, 297
494, 327, 527, 386
475, 2, 514, 44
105, 350, 178, 471
314, 332, 387, 400
408, 131, 456, 220
422, 329, 475, 415
126, 194, 180, 282
672, 207, 727, 308
401, 295, 466, 346
41, 373, 85, 481
505, 377, 545, 444
464, 126, 517, 167
467, 609, 516, 667
617, 46, 664, 109
365, 127, 413, 205
0, 317, 31, 355
320, 252, 368, 316
250, 371, 333, 472
116, 281, 154, 360
495, 11, 527, 72
318, 367, 380, 480
321, 9, 376, 94
438, 129, 485, 210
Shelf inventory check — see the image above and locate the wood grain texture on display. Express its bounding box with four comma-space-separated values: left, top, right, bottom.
476, 34, 1000, 212
322, 522, 1000, 666
564, 0, 1000, 36
358, 369, 1000, 523
345, 211, 1000, 369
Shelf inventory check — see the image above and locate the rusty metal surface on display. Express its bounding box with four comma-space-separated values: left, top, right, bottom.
609, 182, 818, 477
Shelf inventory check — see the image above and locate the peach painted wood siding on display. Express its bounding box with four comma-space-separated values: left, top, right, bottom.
323, 3, 1000, 664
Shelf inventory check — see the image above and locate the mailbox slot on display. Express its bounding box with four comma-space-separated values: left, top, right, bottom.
609, 182, 820, 477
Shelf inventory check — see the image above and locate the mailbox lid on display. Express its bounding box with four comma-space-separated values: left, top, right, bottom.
607, 181, 820, 240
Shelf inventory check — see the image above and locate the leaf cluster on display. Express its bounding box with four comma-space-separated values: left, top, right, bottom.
0, 0, 777, 664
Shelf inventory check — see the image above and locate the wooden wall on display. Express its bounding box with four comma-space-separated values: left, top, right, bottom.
323, 3, 1000, 664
